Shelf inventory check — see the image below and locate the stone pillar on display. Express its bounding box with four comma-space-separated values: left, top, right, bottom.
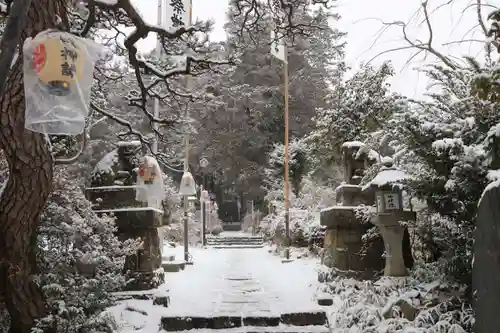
474, 183, 500, 333
371, 211, 415, 277
320, 207, 384, 276
375, 216, 406, 276
119, 222, 164, 290
86, 145, 166, 291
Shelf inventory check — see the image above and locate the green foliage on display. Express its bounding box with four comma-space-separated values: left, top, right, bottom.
33, 167, 139, 332
306, 61, 404, 178
383, 61, 500, 286
189, 1, 344, 202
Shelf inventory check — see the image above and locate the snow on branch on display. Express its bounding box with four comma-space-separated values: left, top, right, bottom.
80, 0, 233, 119
90, 102, 183, 172
230, 0, 333, 44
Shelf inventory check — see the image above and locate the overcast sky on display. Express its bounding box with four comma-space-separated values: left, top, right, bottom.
132, 0, 497, 98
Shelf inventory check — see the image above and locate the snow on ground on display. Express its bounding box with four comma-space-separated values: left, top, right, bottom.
106, 237, 329, 333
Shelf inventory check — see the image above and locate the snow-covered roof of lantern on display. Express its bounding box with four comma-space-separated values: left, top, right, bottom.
117, 140, 141, 147
362, 165, 409, 191
341, 141, 365, 148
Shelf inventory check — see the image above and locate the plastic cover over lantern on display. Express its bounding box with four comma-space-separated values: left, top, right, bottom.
135, 156, 164, 207
201, 189, 210, 202
179, 171, 197, 196
23, 30, 104, 135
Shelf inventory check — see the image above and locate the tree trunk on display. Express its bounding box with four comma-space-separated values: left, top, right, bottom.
0, 1, 68, 332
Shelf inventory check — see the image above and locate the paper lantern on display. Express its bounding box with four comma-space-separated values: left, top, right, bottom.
33, 37, 84, 96
200, 190, 210, 202
179, 171, 196, 196
138, 156, 161, 183
135, 156, 164, 207
23, 30, 103, 135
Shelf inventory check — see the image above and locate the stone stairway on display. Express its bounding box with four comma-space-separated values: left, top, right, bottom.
110, 247, 333, 333
206, 234, 265, 249
160, 248, 330, 332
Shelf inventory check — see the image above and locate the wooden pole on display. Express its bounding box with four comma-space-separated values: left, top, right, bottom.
183, 0, 193, 263
283, 44, 290, 259
152, 0, 163, 154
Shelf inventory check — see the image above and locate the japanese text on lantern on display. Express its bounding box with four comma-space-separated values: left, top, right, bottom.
169, 0, 186, 27
60, 41, 79, 79
384, 193, 399, 210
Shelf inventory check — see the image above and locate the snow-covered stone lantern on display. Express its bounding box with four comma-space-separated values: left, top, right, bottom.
23, 30, 103, 135
363, 158, 415, 276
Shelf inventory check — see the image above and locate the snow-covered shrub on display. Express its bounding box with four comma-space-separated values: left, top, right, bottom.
161, 219, 201, 245
162, 173, 182, 224
241, 212, 256, 233
266, 139, 310, 197
306, 62, 405, 170
368, 61, 500, 288
34, 167, 140, 333
261, 175, 336, 245
327, 263, 473, 333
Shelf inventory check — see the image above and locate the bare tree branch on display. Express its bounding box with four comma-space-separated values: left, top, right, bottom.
366, 2, 459, 69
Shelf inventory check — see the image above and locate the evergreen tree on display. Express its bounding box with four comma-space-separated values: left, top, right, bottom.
190, 0, 345, 204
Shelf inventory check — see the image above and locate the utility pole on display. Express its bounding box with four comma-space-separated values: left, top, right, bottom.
251, 200, 255, 235
270, 25, 291, 260
200, 158, 209, 245
282, 44, 291, 260
154, 0, 163, 258
200, 187, 209, 246
152, 0, 162, 155
183, 0, 193, 263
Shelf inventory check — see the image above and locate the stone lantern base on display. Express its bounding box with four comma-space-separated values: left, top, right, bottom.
372, 211, 416, 277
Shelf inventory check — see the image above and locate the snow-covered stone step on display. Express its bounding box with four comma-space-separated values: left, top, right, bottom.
161, 260, 186, 272
170, 326, 330, 333
210, 235, 263, 239
206, 236, 265, 247
207, 240, 264, 244
207, 235, 263, 239
207, 242, 265, 246
160, 313, 329, 331
207, 238, 264, 243
208, 242, 265, 246
212, 244, 265, 249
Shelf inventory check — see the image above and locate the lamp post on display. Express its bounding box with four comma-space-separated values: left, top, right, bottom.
199, 157, 209, 244
179, 170, 196, 263
200, 188, 210, 246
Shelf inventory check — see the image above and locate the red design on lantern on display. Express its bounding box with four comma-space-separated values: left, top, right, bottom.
32, 43, 46, 73
139, 167, 145, 177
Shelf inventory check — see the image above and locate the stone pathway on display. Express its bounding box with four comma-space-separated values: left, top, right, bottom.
215, 249, 277, 317
108, 237, 330, 332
